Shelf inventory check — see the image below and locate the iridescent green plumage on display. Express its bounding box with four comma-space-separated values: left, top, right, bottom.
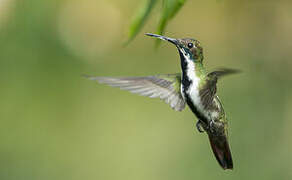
86, 33, 239, 170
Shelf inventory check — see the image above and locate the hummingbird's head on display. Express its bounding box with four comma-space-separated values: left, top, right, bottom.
145, 33, 204, 62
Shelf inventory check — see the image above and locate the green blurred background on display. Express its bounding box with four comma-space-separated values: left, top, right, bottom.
1, 0, 292, 179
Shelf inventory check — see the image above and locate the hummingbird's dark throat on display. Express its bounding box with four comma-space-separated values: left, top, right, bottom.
178, 49, 209, 125
178, 50, 192, 92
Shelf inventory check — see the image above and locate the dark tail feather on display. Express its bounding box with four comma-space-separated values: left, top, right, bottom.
208, 134, 233, 170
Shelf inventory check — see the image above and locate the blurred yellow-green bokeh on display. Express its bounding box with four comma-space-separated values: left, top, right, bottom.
1, 0, 292, 179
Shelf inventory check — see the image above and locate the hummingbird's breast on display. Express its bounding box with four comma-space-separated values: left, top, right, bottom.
182, 76, 209, 122
181, 60, 208, 123
181, 60, 222, 125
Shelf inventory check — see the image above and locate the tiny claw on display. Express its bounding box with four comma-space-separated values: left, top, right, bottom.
196, 121, 204, 133
208, 120, 215, 133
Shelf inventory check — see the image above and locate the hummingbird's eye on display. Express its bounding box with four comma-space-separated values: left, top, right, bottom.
187, 43, 193, 48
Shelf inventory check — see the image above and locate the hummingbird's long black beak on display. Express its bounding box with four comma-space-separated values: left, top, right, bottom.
145, 33, 178, 46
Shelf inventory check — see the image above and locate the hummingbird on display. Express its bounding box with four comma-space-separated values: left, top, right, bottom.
86, 33, 239, 170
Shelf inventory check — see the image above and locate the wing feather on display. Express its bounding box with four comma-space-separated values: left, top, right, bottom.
200, 68, 240, 109
86, 74, 185, 111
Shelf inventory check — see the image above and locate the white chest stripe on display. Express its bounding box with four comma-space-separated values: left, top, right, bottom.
179, 49, 202, 108
179, 49, 218, 120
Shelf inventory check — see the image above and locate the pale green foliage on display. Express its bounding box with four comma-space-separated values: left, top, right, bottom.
156, 0, 186, 46
126, 0, 158, 44
127, 0, 186, 45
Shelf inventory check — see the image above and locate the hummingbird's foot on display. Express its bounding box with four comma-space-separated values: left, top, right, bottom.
196, 121, 204, 133
208, 120, 216, 134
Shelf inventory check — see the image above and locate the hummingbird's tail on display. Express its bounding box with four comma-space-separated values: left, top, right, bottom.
208, 134, 233, 170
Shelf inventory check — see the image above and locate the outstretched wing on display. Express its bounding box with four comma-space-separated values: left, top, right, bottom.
200, 68, 240, 109
86, 74, 185, 111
